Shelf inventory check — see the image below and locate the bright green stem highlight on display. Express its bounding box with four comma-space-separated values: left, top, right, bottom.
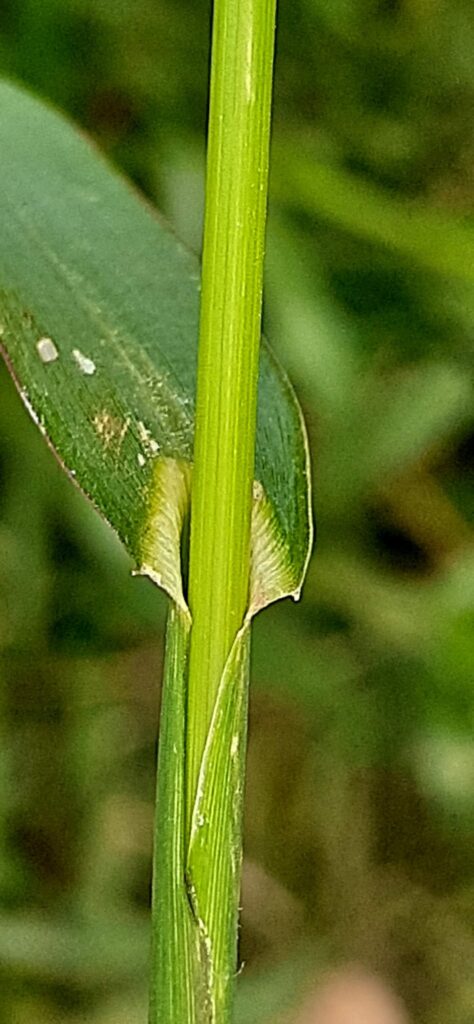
186, 0, 277, 820
150, 3, 277, 1018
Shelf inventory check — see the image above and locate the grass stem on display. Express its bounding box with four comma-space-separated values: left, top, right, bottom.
186, 0, 277, 824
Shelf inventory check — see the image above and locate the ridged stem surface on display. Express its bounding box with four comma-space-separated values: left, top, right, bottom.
186, 0, 277, 821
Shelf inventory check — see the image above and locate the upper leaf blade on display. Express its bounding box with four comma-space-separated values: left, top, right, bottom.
0, 79, 312, 608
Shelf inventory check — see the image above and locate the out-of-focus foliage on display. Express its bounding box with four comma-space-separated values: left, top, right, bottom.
0, 2, 473, 1023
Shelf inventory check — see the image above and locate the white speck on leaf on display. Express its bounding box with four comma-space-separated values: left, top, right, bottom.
137, 420, 159, 455
137, 452, 146, 468
72, 348, 96, 375
36, 337, 59, 364
230, 735, 239, 759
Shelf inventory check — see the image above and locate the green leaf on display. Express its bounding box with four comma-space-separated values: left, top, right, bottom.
0, 79, 311, 613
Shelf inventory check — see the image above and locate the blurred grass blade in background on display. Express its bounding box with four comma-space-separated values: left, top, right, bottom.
273, 149, 474, 282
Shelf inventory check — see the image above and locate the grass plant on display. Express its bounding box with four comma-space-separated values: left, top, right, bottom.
0, 2, 311, 1021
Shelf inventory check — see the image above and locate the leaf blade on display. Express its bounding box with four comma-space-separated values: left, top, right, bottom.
0, 79, 312, 609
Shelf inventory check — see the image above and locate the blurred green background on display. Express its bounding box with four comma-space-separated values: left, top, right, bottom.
0, 2, 473, 1022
